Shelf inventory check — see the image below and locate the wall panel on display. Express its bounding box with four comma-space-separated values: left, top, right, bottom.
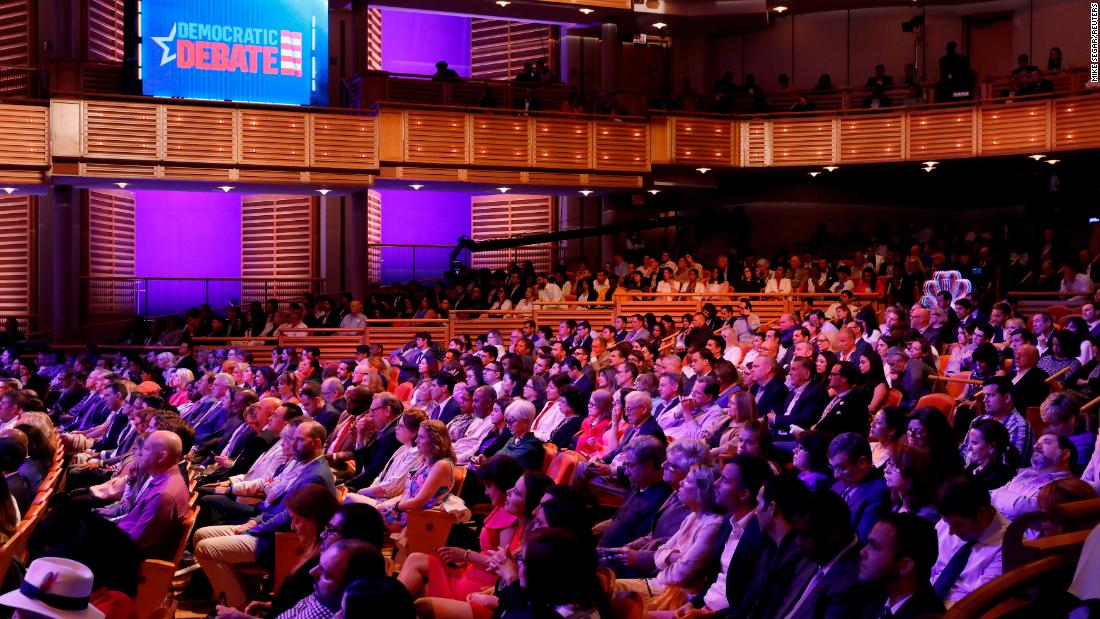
471, 194, 555, 272
241, 195, 316, 301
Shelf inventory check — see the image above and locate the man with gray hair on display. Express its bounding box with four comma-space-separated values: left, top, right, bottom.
884, 346, 935, 408
189, 372, 236, 448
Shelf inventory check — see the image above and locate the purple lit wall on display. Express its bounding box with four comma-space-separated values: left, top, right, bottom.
380, 9, 471, 77
377, 190, 471, 284
134, 190, 242, 314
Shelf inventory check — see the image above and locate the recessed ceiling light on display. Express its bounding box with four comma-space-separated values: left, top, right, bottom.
823, 166, 838, 172
648, 189, 660, 195
808, 171, 820, 177
217, 185, 234, 192
1029, 154, 1046, 160
317, 189, 331, 196
496, 0, 510, 5
579, 8, 594, 14
921, 161, 939, 167
696, 167, 711, 174
579, 190, 593, 196
1, 188, 14, 194
773, 4, 789, 12
653, 22, 667, 29
923, 167, 934, 173
497, 186, 510, 193
114, 182, 129, 189
409, 184, 423, 190
1045, 159, 1061, 165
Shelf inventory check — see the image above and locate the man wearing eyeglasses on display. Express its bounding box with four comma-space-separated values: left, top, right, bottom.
340, 391, 405, 493
827, 432, 890, 544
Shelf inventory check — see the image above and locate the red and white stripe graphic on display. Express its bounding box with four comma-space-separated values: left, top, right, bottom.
280, 30, 302, 76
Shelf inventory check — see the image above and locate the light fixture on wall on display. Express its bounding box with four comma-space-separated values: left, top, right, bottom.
648, 189, 660, 195
496, 0, 510, 5
217, 186, 234, 192
808, 171, 820, 177
114, 182, 129, 189
922, 161, 939, 167
409, 184, 424, 190
696, 167, 711, 174
579, 8, 594, 14
497, 186, 511, 193
317, 189, 331, 196
773, 4, 789, 13
652, 22, 667, 30
1028, 154, 1047, 160
579, 190, 593, 196
823, 165, 838, 172
1045, 159, 1061, 165
1, 188, 14, 194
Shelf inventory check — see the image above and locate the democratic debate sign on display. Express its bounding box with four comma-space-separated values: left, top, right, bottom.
139, 0, 328, 106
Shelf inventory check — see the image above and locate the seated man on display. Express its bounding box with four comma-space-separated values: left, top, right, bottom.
195, 420, 337, 608
884, 347, 934, 408
930, 476, 1009, 607
665, 376, 725, 442
782, 490, 866, 619
0, 437, 32, 514
594, 436, 672, 549
858, 513, 945, 619
769, 356, 828, 442
991, 432, 1074, 521
115, 430, 191, 560
266, 539, 385, 619
828, 432, 890, 543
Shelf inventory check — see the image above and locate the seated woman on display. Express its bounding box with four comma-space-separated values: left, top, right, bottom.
375, 419, 456, 531
546, 385, 584, 451
344, 410, 426, 505
884, 445, 941, 522
168, 368, 195, 407
574, 390, 613, 459
710, 391, 756, 457
869, 406, 908, 468
965, 418, 1018, 491
397, 456, 525, 603
612, 465, 724, 609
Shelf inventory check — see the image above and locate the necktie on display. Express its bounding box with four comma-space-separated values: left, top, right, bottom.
932, 539, 977, 599
783, 567, 824, 619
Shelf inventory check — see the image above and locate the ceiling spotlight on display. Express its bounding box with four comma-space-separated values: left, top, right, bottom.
823, 166, 838, 172
921, 161, 939, 167
114, 182, 129, 189
773, 4, 789, 12
579, 8, 594, 14
497, 186, 510, 193
496, 0, 510, 5
653, 22, 667, 29
409, 184, 423, 190
647, 189, 660, 195
0, 188, 14, 194
1045, 159, 1061, 165
317, 189, 331, 196
923, 167, 934, 173
217, 185, 234, 192
696, 167, 711, 174
808, 171, 820, 177
579, 190, 593, 196
1028, 154, 1047, 160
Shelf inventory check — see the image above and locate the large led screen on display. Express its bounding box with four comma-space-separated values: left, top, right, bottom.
139, 0, 328, 106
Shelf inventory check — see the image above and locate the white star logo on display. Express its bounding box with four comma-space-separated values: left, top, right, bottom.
152, 24, 177, 66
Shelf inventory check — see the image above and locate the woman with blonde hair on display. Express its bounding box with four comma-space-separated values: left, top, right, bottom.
375, 419, 456, 531
167, 367, 194, 407
711, 390, 757, 457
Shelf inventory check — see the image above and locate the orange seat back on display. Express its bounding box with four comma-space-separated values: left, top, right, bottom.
546, 450, 584, 485
541, 442, 559, 473
884, 389, 903, 408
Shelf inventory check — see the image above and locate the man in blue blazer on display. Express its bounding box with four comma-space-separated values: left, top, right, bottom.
194, 419, 337, 608
828, 433, 891, 544
749, 356, 788, 419
427, 373, 461, 424
769, 357, 828, 437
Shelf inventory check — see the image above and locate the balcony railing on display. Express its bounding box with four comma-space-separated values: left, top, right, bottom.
82, 276, 325, 320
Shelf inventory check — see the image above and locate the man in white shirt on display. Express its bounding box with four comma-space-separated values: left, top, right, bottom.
536, 274, 563, 308
991, 432, 1074, 521
338, 300, 368, 333
666, 376, 724, 442
593, 270, 611, 299
652, 373, 683, 430
1060, 263, 1095, 304
930, 476, 1009, 607
454, 386, 497, 464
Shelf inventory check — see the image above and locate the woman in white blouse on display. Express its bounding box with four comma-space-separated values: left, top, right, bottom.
344, 410, 427, 505
763, 266, 792, 294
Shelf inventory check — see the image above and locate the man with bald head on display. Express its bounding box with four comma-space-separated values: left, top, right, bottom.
116, 429, 190, 559
454, 385, 498, 465
1011, 343, 1050, 412
750, 355, 788, 418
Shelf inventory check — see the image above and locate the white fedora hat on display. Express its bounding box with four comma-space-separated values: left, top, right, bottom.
0, 557, 105, 619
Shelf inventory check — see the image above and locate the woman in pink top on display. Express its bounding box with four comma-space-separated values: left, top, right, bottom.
167, 368, 193, 408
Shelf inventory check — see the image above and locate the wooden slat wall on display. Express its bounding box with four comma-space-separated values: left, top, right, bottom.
471, 19, 556, 82
0, 102, 47, 166
0, 0, 32, 65
470, 194, 555, 272
241, 195, 316, 302
366, 189, 382, 284
86, 0, 124, 62
366, 8, 382, 71
0, 195, 33, 319
86, 188, 134, 316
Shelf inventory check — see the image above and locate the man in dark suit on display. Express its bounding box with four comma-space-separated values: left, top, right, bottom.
342, 391, 404, 491
835, 327, 864, 368
1010, 344, 1050, 412
689, 454, 774, 614
427, 373, 461, 425
722, 475, 814, 619
599, 391, 666, 466
299, 382, 339, 434
750, 356, 789, 419
396, 332, 435, 383
885, 348, 935, 409
176, 341, 200, 375
47, 370, 88, 416
858, 513, 945, 619
782, 490, 867, 619
564, 357, 594, 398
829, 433, 891, 543
812, 362, 871, 439
571, 320, 594, 353
770, 356, 829, 438
596, 435, 671, 549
